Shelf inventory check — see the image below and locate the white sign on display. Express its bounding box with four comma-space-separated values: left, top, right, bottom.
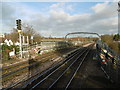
9, 51, 15, 56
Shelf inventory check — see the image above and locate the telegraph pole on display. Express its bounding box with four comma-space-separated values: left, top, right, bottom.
16, 19, 23, 58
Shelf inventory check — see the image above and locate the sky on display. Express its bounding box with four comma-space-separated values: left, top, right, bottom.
0, 0, 119, 37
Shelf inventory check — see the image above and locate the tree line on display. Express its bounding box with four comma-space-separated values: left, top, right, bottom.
4, 24, 43, 44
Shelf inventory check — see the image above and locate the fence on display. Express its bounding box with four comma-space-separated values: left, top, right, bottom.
96, 40, 120, 85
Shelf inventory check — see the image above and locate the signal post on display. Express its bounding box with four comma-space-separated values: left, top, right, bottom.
16, 19, 23, 58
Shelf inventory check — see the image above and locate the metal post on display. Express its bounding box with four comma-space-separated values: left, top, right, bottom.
19, 32, 23, 58
27, 36, 29, 45
23, 35, 25, 45
31, 36, 33, 45
118, 2, 120, 34
27, 36, 30, 58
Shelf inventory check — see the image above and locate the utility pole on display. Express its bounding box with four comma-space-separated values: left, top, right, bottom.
16, 19, 23, 58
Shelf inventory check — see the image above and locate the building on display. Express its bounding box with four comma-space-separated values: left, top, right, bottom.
0, 34, 14, 46
0, 34, 5, 45
4, 39, 13, 46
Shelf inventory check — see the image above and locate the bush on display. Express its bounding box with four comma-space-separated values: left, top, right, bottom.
9, 45, 19, 54
2, 44, 19, 60
109, 42, 119, 53
113, 34, 120, 41
101, 34, 120, 54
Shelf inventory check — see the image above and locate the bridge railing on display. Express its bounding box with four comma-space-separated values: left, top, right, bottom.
96, 40, 120, 84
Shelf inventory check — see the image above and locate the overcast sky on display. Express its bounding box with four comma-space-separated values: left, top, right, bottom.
0, 1, 118, 37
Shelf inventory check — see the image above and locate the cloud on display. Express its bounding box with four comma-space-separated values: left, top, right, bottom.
50, 2, 74, 13
1, 2, 118, 37
50, 2, 65, 8
1, 3, 17, 33
1, 2, 46, 32
91, 2, 109, 13
87, 17, 118, 34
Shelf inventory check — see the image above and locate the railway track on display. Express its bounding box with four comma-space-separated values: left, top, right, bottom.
2, 55, 54, 78
2, 47, 76, 75
2, 51, 57, 71
3, 47, 78, 89
9, 47, 82, 89
2, 52, 62, 89
22, 44, 93, 89
2, 54, 56, 78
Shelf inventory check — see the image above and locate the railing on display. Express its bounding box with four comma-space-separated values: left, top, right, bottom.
96, 40, 120, 84
65, 32, 120, 85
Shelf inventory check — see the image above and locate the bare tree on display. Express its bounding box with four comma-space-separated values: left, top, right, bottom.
5, 24, 42, 44
22, 24, 42, 44
5, 28, 19, 43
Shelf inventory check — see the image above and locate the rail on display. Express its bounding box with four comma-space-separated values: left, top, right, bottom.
6, 47, 81, 89
25, 44, 93, 89
21, 47, 82, 89
2, 53, 61, 89
31, 48, 87, 89
48, 48, 90, 89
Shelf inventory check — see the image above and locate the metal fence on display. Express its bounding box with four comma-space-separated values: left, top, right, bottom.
96, 40, 120, 85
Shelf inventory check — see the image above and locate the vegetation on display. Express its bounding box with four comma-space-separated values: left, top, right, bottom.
22, 25, 43, 44
2, 24, 43, 61
2, 45, 19, 60
5, 24, 43, 44
101, 34, 120, 54
113, 34, 120, 41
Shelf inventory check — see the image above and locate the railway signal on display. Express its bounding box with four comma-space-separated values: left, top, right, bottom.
16, 19, 23, 58
16, 19, 21, 30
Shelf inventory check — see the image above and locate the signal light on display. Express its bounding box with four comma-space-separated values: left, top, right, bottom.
16, 19, 21, 30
